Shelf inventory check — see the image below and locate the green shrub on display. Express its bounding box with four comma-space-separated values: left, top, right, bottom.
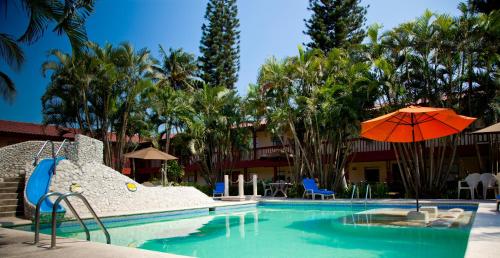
179, 182, 212, 196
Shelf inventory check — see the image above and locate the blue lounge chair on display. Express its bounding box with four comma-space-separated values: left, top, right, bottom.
302, 178, 335, 200
213, 182, 225, 198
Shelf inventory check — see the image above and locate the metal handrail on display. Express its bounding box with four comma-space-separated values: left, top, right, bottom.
34, 192, 90, 244
350, 184, 359, 201
55, 139, 68, 156
33, 140, 56, 166
51, 192, 111, 248
365, 184, 372, 203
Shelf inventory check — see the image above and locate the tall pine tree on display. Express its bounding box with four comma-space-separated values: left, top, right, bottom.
199, 0, 240, 89
304, 0, 368, 52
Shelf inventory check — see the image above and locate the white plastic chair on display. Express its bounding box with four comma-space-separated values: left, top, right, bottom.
458, 173, 481, 199
261, 181, 272, 196
480, 173, 497, 199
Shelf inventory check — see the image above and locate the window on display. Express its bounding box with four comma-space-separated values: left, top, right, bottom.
271, 135, 282, 146
364, 168, 380, 183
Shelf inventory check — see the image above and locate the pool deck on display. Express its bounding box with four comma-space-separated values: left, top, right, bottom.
0, 227, 190, 258
0, 198, 498, 258
464, 201, 500, 258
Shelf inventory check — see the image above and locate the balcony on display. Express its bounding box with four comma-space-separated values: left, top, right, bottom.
182, 133, 493, 169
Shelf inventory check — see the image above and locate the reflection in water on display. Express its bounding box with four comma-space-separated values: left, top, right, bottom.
62, 215, 215, 247
253, 210, 259, 236
239, 214, 245, 239
225, 214, 230, 238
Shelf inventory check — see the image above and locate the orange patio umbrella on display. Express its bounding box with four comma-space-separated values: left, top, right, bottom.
361, 106, 476, 211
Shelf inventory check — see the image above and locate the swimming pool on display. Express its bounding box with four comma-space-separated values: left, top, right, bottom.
14, 202, 476, 258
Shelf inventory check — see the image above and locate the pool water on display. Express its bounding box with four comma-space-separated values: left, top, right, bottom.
25, 203, 475, 258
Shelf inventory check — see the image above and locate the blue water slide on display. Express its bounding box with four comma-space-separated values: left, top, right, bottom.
26, 157, 66, 213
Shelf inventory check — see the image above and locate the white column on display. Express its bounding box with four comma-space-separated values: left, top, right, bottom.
224, 175, 229, 197
238, 174, 244, 197
253, 174, 258, 196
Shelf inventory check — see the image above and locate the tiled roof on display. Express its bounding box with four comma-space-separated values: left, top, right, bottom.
0, 120, 78, 139
0, 120, 146, 143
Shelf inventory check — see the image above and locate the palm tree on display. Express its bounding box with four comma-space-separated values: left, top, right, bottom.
112, 42, 154, 170
1, 0, 95, 102
187, 84, 245, 186
41, 42, 154, 169
254, 46, 377, 189
0, 33, 24, 102
153, 46, 199, 91
143, 84, 194, 154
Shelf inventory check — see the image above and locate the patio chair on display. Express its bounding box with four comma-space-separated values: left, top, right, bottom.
262, 181, 272, 196
213, 182, 225, 198
480, 173, 497, 199
302, 178, 335, 200
457, 173, 481, 199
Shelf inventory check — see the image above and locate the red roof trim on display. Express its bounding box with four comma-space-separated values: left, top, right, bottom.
0, 120, 78, 139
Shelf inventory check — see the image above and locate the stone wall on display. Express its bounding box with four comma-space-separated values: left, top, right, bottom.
44, 160, 214, 218
0, 140, 71, 178
18, 134, 214, 219
66, 134, 103, 166
0, 134, 103, 179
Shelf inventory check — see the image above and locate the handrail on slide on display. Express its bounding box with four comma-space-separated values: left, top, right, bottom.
33, 140, 55, 166
34, 192, 111, 248
55, 139, 68, 156
34, 139, 68, 174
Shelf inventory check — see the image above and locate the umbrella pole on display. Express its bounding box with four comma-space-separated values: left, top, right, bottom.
411, 113, 420, 212
132, 159, 136, 181
414, 146, 420, 212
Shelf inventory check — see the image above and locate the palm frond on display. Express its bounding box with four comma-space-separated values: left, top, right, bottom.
0, 33, 25, 71
0, 70, 16, 103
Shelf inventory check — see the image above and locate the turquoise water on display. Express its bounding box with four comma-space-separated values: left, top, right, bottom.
24, 203, 474, 258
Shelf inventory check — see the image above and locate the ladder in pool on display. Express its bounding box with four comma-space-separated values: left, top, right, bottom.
350, 184, 372, 204
34, 191, 111, 248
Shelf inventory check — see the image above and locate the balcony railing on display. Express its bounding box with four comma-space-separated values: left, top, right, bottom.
182, 133, 494, 166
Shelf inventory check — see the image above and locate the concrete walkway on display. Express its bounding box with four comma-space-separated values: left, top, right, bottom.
0, 227, 190, 258
465, 202, 500, 258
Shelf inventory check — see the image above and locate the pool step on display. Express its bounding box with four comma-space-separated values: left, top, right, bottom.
0, 187, 20, 193
0, 199, 18, 205
1, 177, 24, 183
0, 176, 25, 218
0, 205, 23, 212
0, 211, 17, 218
0, 193, 21, 199
0, 181, 23, 188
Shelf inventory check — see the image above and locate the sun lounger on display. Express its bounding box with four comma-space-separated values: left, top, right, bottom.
213, 182, 224, 197
302, 178, 335, 200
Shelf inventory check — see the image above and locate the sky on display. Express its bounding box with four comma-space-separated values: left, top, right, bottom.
0, 0, 462, 123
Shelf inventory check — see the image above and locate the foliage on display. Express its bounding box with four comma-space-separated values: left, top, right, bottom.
41, 42, 155, 169
186, 84, 250, 187
366, 4, 499, 197
37, 1, 499, 198
179, 182, 213, 196
253, 46, 377, 190
0, 0, 96, 103
166, 160, 185, 183
199, 0, 240, 89
304, 0, 368, 52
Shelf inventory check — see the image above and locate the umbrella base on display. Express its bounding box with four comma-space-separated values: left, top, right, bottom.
407, 211, 429, 223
